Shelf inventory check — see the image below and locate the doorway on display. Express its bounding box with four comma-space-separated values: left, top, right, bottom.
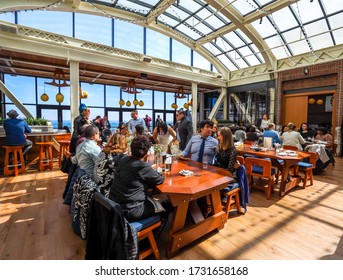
37, 105, 70, 130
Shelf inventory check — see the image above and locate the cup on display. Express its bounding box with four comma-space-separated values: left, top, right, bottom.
173, 155, 178, 164
165, 163, 172, 174
202, 155, 208, 169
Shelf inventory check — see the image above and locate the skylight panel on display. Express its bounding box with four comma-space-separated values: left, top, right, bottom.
251, 17, 276, 38
322, 0, 343, 14
328, 13, 343, 30
332, 29, 343, 44
310, 33, 333, 50
196, 9, 226, 29
304, 19, 329, 37
176, 24, 202, 40
231, 0, 255, 16
269, 46, 289, 60
294, 0, 323, 24
264, 35, 282, 50
180, 0, 203, 11
270, 7, 298, 31
165, 5, 190, 21
217, 54, 238, 71
235, 29, 252, 44
185, 18, 213, 35
288, 40, 310, 56
238, 46, 261, 67
216, 38, 233, 53
159, 14, 179, 27
116, 0, 150, 14
223, 32, 245, 48
203, 42, 223, 56
227, 50, 249, 68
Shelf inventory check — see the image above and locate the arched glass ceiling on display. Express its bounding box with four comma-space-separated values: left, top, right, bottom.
87, 0, 343, 71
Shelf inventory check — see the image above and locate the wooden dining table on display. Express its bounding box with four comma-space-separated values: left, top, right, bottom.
156, 160, 234, 258
236, 145, 310, 197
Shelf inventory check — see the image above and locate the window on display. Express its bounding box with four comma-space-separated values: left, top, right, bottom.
80, 82, 104, 107
4, 75, 36, 104
114, 21, 143, 53
146, 28, 169, 60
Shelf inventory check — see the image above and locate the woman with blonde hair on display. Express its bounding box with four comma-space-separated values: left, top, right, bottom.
213, 127, 238, 173
94, 133, 128, 197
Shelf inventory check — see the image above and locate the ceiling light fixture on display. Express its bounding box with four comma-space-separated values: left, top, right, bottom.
45, 68, 69, 87
121, 79, 141, 94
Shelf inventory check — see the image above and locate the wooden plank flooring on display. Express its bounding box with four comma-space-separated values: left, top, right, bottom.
0, 158, 342, 260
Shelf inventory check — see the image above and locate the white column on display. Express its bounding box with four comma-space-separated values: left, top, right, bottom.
69, 61, 79, 132
191, 82, 198, 135
222, 87, 228, 120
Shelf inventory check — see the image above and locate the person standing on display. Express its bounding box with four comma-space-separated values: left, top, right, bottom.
260, 114, 271, 131
127, 110, 146, 134
70, 103, 91, 154
3, 109, 33, 159
143, 114, 152, 132
155, 114, 162, 127
101, 115, 111, 130
152, 121, 177, 153
176, 109, 192, 151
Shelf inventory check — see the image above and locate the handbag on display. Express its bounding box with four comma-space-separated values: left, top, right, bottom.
146, 195, 165, 213
60, 154, 72, 174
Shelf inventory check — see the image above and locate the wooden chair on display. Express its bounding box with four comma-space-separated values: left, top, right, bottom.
3, 145, 26, 176
36, 142, 54, 171
86, 192, 161, 260
283, 145, 299, 151
57, 139, 71, 167
245, 157, 275, 200
237, 155, 245, 165
220, 182, 241, 217
298, 151, 317, 188
244, 140, 255, 146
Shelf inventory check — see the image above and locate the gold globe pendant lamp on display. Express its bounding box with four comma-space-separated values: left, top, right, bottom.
133, 99, 139, 106
139, 100, 144, 107
119, 99, 125, 106
56, 93, 64, 103
40, 93, 49, 102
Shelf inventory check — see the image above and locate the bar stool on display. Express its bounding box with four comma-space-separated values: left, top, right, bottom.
36, 142, 54, 171
57, 139, 71, 167
3, 145, 26, 176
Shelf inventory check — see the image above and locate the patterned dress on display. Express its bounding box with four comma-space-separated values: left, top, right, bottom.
94, 152, 127, 197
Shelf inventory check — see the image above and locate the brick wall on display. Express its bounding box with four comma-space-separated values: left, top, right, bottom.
276, 60, 343, 128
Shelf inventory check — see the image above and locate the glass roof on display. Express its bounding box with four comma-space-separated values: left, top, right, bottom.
85, 0, 343, 71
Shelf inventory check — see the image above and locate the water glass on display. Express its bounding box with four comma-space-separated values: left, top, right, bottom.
202, 155, 208, 169
173, 155, 179, 164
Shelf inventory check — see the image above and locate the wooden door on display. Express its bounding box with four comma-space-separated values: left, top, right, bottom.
283, 95, 308, 129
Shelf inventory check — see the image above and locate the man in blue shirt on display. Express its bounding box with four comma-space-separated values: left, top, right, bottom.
128, 110, 146, 134
262, 123, 282, 145
179, 120, 218, 164
3, 109, 33, 158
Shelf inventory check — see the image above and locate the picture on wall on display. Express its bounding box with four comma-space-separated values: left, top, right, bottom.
325, 95, 333, 112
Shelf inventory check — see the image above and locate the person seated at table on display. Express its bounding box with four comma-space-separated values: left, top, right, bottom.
246, 125, 261, 142
63, 125, 101, 205
281, 122, 305, 150
298, 122, 315, 141
315, 127, 333, 145
234, 126, 246, 142
152, 121, 176, 153
262, 123, 282, 145
211, 123, 218, 139
305, 144, 333, 175
179, 120, 218, 164
213, 127, 238, 173
134, 124, 151, 141
109, 136, 165, 222
94, 133, 128, 197
3, 109, 33, 161
118, 122, 127, 136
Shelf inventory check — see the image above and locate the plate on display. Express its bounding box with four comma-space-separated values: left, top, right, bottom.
277, 152, 286, 156
179, 170, 194, 176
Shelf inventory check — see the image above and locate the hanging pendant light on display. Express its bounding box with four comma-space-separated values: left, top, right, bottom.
139, 100, 144, 107
40, 93, 49, 102
133, 99, 139, 106
126, 100, 131, 107
119, 99, 125, 106
56, 92, 64, 103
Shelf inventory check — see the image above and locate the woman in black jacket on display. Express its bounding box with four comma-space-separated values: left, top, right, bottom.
109, 135, 164, 222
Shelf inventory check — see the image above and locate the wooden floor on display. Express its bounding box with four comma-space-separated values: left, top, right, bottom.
1, 157, 342, 260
